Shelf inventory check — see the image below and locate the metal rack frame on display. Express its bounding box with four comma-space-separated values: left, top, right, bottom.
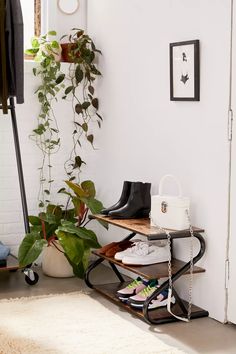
0, 97, 39, 285
85, 215, 208, 324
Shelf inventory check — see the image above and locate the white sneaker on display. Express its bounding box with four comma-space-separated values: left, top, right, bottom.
122, 244, 169, 265
114, 241, 149, 261
149, 295, 176, 309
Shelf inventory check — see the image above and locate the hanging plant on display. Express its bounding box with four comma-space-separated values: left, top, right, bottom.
26, 31, 65, 209
60, 29, 103, 181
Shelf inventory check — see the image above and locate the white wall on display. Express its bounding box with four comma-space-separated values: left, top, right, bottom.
42, 0, 87, 38
228, 0, 236, 324
0, 0, 231, 323
21, 0, 35, 50
85, 0, 231, 322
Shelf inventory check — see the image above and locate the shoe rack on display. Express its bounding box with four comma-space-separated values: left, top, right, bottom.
85, 215, 209, 325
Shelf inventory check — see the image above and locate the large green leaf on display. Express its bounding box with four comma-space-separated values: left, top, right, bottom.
81, 197, 103, 215
30, 225, 43, 233
56, 231, 84, 265
66, 256, 86, 279
18, 234, 47, 267
57, 221, 100, 248
72, 197, 82, 215
62, 208, 77, 223
65, 180, 88, 198
46, 204, 63, 221
81, 196, 108, 229
65, 247, 90, 279
39, 212, 57, 225
45, 223, 59, 238
29, 215, 41, 226
81, 180, 96, 198
82, 247, 91, 269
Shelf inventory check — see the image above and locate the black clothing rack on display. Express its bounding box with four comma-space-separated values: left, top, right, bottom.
0, 97, 30, 234
0, 97, 39, 285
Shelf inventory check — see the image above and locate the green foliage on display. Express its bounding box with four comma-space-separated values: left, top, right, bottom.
28, 28, 103, 208
62, 29, 103, 179
26, 31, 64, 208
23, 29, 104, 279
18, 234, 47, 266
18, 180, 105, 278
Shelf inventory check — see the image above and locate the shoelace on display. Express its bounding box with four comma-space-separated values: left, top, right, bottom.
127, 279, 142, 289
139, 285, 156, 297
129, 242, 149, 256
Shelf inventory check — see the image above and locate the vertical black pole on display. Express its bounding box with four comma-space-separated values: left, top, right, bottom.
9, 97, 30, 234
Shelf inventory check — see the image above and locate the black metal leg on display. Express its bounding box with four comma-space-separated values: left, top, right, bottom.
85, 232, 137, 288
9, 97, 30, 234
143, 232, 206, 324
172, 288, 188, 315
85, 257, 105, 288
121, 232, 137, 242
109, 262, 125, 282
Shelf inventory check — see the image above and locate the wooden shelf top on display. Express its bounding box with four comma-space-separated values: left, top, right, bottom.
0, 255, 19, 271
93, 250, 205, 279
92, 214, 204, 239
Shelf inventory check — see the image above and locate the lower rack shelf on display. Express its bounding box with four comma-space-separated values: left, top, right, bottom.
93, 280, 209, 324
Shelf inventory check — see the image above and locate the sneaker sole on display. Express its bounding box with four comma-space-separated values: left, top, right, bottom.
129, 297, 176, 309
149, 297, 176, 310
122, 259, 168, 265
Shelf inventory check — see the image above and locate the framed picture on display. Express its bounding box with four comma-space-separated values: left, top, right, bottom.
170, 40, 200, 101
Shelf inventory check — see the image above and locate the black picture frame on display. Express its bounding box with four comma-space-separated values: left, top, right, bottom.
170, 40, 200, 101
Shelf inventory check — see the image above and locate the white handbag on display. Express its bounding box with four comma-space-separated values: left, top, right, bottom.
151, 175, 193, 322
151, 175, 190, 231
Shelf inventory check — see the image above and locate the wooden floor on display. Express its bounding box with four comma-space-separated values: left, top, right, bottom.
0, 264, 236, 354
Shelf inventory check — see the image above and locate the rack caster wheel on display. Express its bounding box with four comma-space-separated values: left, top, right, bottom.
23, 268, 39, 285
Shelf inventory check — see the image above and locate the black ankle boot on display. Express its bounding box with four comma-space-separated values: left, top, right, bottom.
108, 182, 151, 219
100, 181, 132, 215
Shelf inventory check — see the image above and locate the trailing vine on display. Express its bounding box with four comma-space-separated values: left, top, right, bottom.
27, 29, 103, 208
26, 31, 65, 209
61, 29, 103, 181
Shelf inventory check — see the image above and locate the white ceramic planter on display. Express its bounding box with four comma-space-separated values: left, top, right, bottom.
42, 241, 74, 278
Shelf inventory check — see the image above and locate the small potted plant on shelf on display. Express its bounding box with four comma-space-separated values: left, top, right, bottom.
18, 180, 106, 278
60, 28, 103, 180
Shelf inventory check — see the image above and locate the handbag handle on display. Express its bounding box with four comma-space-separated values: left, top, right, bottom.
159, 174, 182, 197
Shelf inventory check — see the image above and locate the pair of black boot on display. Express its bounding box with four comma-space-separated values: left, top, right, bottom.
101, 181, 151, 219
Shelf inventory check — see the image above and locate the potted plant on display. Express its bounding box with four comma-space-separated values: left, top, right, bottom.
21, 29, 104, 279
18, 180, 106, 278
60, 29, 103, 180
